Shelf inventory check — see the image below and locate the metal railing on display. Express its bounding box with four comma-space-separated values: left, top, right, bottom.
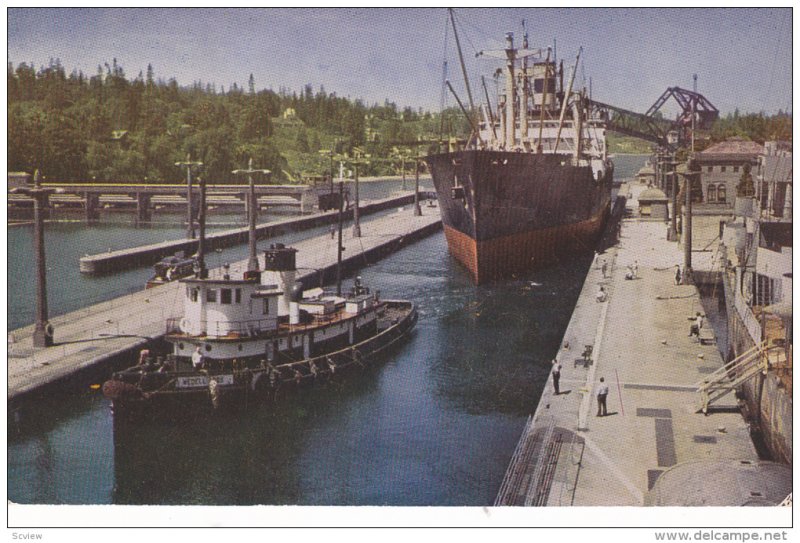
165, 317, 276, 338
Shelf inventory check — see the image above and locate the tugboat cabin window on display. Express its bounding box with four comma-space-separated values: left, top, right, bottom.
207, 289, 217, 303
263, 299, 270, 315
235, 288, 242, 304
189, 287, 199, 302
221, 289, 232, 304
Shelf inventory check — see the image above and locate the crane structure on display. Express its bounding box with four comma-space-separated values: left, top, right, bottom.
586, 87, 719, 147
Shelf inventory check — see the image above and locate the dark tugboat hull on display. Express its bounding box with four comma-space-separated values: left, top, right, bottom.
104, 301, 417, 421
426, 150, 612, 283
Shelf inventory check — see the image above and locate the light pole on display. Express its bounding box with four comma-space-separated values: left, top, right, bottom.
412, 154, 423, 216
13, 170, 57, 347
232, 158, 271, 272
667, 156, 679, 241
349, 149, 369, 238
175, 154, 203, 239
336, 181, 345, 296
680, 163, 696, 285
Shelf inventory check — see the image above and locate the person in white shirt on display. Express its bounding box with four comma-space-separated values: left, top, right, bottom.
191, 346, 205, 369
551, 359, 562, 395
596, 377, 609, 417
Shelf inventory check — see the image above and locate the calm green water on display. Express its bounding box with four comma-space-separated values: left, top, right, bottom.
7, 157, 646, 505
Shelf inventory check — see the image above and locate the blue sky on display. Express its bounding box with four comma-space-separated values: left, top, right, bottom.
7, 8, 792, 116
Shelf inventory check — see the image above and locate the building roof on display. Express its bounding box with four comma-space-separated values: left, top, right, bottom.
697, 138, 764, 161
638, 187, 669, 202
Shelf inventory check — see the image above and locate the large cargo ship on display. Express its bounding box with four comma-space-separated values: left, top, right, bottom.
425, 29, 613, 283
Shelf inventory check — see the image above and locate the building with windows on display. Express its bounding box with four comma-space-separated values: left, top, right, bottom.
696, 137, 764, 208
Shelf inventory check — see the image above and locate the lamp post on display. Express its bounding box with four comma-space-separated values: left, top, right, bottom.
680, 162, 697, 285
14, 170, 57, 347
336, 181, 345, 296
175, 154, 203, 239
196, 174, 208, 279
232, 158, 271, 272
666, 156, 679, 241
349, 149, 369, 238
412, 154, 423, 216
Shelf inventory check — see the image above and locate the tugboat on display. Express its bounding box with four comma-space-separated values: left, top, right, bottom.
145, 252, 197, 288
103, 171, 417, 419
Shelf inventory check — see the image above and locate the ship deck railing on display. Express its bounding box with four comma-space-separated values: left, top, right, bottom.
165, 302, 392, 340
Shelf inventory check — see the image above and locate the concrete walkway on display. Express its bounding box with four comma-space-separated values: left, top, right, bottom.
497, 183, 759, 506
8, 208, 441, 402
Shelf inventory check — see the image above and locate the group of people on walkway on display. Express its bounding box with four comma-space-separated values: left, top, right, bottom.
551, 359, 609, 416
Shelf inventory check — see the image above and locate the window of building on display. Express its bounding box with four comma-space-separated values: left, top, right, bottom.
235, 288, 242, 304
707, 184, 717, 203
733, 165, 739, 173
717, 184, 726, 203
707, 166, 713, 173
720, 166, 727, 173
206, 289, 216, 303
220, 288, 232, 304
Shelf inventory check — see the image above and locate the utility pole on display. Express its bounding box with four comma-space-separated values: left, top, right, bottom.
195, 175, 208, 279
413, 154, 423, 216
401, 153, 407, 191
682, 165, 695, 284
667, 156, 679, 241
692, 74, 697, 154
14, 170, 57, 347
175, 154, 203, 239
232, 158, 271, 272
336, 181, 345, 296
349, 149, 369, 238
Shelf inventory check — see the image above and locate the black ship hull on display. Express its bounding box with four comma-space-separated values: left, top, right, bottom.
425, 150, 612, 283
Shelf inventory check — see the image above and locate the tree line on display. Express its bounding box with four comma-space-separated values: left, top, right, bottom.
7, 59, 452, 183
8, 59, 790, 183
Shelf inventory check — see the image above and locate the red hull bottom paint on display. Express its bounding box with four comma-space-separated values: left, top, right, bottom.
443, 208, 608, 284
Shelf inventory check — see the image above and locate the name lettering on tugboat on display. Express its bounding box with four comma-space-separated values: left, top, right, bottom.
176, 375, 234, 388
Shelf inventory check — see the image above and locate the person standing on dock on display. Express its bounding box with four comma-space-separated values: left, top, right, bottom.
601, 260, 608, 278
675, 265, 682, 285
551, 359, 562, 395
688, 312, 704, 338
596, 377, 609, 417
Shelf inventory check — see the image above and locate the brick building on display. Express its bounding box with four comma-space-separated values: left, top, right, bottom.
695, 138, 764, 208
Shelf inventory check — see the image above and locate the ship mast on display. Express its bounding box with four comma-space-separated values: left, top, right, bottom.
477, 33, 540, 150
554, 48, 581, 154
521, 23, 529, 146
449, 8, 475, 113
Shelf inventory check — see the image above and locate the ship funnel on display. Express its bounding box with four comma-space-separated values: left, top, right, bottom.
262, 244, 298, 316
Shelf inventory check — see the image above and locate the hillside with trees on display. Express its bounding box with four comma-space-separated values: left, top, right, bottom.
7, 59, 458, 183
